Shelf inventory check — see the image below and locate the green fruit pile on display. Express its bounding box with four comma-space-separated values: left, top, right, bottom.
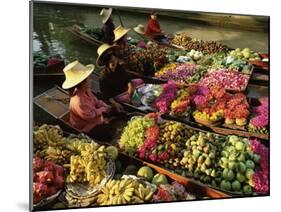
158, 121, 195, 144
180, 132, 224, 184
217, 135, 260, 194
229, 48, 261, 61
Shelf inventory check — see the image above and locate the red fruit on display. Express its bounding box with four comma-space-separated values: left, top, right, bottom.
46, 186, 58, 196
33, 157, 44, 172
33, 182, 48, 196
54, 165, 64, 177
37, 171, 54, 184
33, 173, 39, 182
44, 161, 56, 172
53, 175, 64, 189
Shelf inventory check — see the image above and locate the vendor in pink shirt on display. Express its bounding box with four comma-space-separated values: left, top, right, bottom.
62, 60, 113, 140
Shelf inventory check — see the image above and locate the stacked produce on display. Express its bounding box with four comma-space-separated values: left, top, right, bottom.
66, 140, 109, 187
198, 69, 250, 91
33, 125, 72, 165
119, 116, 156, 155
217, 136, 264, 193
171, 33, 230, 54
180, 132, 223, 183
33, 157, 64, 204
97, 178, 154, 205
152, 181, 196, 202
223, 93, 250, 126
127, 46, 168, 74
229, 48, 261, 61
136, 166, 196, 201
248, 97, 268, 134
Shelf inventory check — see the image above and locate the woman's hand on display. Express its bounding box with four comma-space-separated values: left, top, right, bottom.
114, 102, 124, 112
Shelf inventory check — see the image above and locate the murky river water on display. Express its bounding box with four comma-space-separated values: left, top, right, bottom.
33, 2, 268, 66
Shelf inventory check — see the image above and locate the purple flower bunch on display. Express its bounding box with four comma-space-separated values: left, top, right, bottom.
159, 63, 197, 82
249, 138, 269, 193
154, 82, 178, 113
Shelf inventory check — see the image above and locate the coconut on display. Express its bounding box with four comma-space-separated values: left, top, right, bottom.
137, 166, 154, 181
232, 180, 241, 192
152, 173, 168, 185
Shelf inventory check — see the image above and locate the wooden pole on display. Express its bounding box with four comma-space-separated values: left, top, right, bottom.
116, 9, 124, 27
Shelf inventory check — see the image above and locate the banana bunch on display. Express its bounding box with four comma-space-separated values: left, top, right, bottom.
44, 146, 72, 165
33, 125, 72, 164
97, 178, 154, 205
66, 141, 108, 188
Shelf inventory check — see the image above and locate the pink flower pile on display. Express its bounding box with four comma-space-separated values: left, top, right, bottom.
250, 97, 269, 128
154, 81, 178, 113
249, 139, 269, 194
199, 69, 250, 91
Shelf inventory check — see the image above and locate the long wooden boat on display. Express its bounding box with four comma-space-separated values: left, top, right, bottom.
33, 55, 65, 81
33, 86, 230, 199
65, 24, 103, 47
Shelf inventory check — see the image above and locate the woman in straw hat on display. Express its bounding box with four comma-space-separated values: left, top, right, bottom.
113, 25, 131, 62
96, 43, 144, 111
62, 60, 114, 140
100, 8, 115, 44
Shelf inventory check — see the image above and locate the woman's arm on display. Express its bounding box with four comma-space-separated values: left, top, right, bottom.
109, 98, 124, 112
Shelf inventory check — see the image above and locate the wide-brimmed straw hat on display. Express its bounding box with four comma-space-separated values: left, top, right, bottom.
100, 8, 112, 24
62, 60, 95, 89
113, 25, 130, 42
133, 24, 145, 35
96, 43, 119, 67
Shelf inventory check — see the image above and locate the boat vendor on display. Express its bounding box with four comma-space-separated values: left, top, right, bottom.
133, 24, 148, 49
144, 11, 168, 43
100, 8, 115, 44
62, 60, 114, 140
113, 25, 131, 62
96, 43, 144, 111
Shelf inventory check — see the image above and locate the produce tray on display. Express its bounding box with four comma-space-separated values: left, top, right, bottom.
33, 190, 63, 210
116, 116, 263, 197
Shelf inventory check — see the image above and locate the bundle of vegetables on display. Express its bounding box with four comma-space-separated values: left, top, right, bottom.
119, 116, 156, 155
80, 25, 102, 40
223, 93, 250, 126
33, 52, 49, 68
155, 63, 197, 84
166, 49, 191, 62
170, 89, 191, 116
152, 182, 196, 202
171, 33, 230, 54
154, 81, 178, 113
229, 48, 261, 61
249, 139, 269, 193
127, 47, 168, 74
248, 97, 268, 134
33, 157, 64, 204
199, 69, 250, 91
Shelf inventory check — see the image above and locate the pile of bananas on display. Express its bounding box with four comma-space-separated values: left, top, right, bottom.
33, 124, 72, 164
97, 178, 153, 205
66, 140, 108, 188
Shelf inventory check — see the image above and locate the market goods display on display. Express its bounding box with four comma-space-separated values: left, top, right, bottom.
127, 46, 168, 74
171, 33, 230, 54
198, 69, 250, 91
66, 140, 109, 188
229, 48, 261, 61
33, 52, 63, 69
33, 157, 64, 205
155, 63, 198, 83
152, 181, 196, 201
119, 116, 155, 155
97, 178, 154, 205
248, 97, 268, 134
34, 125, 72, 165
170, 89, 191, 116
